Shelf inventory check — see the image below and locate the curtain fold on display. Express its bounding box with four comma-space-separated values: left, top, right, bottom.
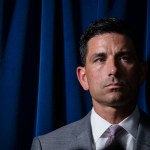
35, 0, 55, 136
0, 0, 149, 149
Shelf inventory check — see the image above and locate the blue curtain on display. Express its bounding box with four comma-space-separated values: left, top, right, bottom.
0, 0, 149, 149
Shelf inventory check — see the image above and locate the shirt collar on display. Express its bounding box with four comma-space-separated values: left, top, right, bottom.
90, 106, 140, 143
119, 106, 140, 138
91, 108, 111, 143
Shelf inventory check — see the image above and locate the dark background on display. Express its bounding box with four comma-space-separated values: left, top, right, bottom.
0, 0, 150, 149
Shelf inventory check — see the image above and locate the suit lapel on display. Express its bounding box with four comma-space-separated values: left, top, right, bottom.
73, 112, 94, 150
76, 128, 93, 150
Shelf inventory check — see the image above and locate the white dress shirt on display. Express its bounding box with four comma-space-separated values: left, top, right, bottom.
90, 106, 140, 150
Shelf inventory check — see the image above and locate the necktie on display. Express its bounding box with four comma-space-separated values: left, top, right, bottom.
105, 125, 124, 149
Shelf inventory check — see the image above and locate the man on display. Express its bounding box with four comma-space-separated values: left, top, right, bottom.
31, 18, 150, 150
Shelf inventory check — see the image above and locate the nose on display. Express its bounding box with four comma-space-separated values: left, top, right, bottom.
107, 58, 118, 76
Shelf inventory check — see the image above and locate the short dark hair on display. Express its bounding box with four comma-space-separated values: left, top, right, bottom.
80, 18, 142, 66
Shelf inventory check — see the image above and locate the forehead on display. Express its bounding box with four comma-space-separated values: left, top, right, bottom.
87, 33, 135, 55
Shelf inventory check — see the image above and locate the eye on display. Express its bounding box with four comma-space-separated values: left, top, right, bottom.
118, 52, 133, 63
92, 53, 107, 63
120, 55, 129, 61
95, 56, 106, 63
98, 57, 105, 62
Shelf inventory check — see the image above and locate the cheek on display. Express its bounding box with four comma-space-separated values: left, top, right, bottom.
124, 67, 140, 87
86, 69, 104, 90
122, 64, 137, 77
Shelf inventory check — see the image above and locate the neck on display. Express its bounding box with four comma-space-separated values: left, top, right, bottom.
93, 101, 136, 124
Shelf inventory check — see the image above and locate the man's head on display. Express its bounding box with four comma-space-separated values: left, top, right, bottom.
80, 18, 142, 66
77, 18, 146, 111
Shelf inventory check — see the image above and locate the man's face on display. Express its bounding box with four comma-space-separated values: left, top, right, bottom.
77, 33, 146, 108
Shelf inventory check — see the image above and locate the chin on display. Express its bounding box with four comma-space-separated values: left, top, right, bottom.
108, 94, 123, 101
94, 93, 127, 106
104, 95, 126, 107
108, 97, 130, 107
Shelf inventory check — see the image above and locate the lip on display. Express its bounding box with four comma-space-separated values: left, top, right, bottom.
105, 83, 124, 88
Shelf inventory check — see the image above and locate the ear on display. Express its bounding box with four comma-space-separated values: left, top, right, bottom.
76, 66, 89, 90
139, 61, 147, 85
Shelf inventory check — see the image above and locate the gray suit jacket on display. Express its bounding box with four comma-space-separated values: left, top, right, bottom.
31, 111, 150, 150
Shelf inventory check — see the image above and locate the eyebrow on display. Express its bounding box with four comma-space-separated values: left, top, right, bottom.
116, 51, 137, 57
90, 50, 137, 60
90, 52, 106, 60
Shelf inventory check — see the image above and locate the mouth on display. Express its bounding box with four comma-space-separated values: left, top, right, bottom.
105, 83, 124, 89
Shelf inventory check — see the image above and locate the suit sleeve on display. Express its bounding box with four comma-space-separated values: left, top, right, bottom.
30, 137, 42, 150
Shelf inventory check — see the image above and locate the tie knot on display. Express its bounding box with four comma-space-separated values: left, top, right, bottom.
109, 125, 123, 136
105, 125, 124, 149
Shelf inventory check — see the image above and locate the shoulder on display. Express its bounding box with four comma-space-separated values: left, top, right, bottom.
140, 110, 150, 127
31, 112, 92, 149
138, 110, 150, 135
38, 112, 91, 141
134, 110, 150, 148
